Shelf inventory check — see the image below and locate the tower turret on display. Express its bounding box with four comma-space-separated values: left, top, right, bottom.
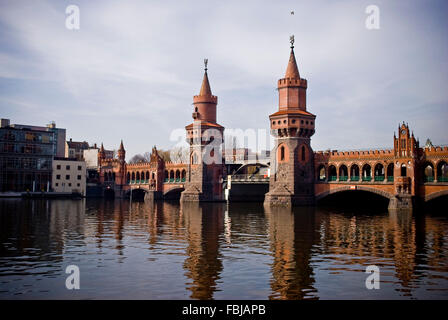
118, 140, 126, 162
264, 36, 316, 207
181, 59, 225, 203
191, 59, 218, 123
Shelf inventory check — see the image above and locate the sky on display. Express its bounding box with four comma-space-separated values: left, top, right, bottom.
0, 0, 447, 160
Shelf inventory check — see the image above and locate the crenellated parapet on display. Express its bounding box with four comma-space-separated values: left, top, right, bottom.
314, 149, 395, 162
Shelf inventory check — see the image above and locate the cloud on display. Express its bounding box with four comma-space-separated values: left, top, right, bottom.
0, 0, 447, 159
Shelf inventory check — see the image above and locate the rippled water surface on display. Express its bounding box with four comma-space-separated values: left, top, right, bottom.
0, 199, 447, 299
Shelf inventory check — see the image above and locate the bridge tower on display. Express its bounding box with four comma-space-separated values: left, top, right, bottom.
264, 36, 316, 207
116, 140, 126, 185
389, 122, 418, 210
180, 60, 225, 202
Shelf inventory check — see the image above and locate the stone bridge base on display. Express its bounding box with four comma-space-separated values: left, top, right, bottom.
144, 190, 163, 202
264, 191, 315, 207
388, 194, 414, 211
180, 189, 225, 203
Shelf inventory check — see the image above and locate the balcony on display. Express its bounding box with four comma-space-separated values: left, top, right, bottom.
387, 176, 394, 182
339, 176, 348, 181
424, 176, 434, 183
362, 176, 372, 182
329, 176, 337, 181
350, 176, 359, 181
438, 177, 448, 183
374, 176, 385, 182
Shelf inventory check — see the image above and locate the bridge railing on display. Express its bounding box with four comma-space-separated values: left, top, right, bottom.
230, 174, 269, 182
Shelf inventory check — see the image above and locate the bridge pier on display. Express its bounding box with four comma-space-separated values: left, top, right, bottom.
144, 190, 163, 202
388, 194, 414, 211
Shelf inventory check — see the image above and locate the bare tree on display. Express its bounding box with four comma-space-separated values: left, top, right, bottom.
129, 154, 145, 164
158, 149, 171, 162
143, 151, 151, 162
170, 146, 189, 163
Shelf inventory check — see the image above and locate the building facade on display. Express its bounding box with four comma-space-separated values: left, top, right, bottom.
52, 158, 86, 196
6, 119, 66, 158
65, 139, 89, 160
0, 122, 54, 192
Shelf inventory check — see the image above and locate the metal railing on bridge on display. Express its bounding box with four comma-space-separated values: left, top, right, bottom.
228, 174, 269, 183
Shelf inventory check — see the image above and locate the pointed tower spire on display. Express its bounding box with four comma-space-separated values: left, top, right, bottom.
118, 140, 125, 161
285, 35, 300, 79
199, 58, 212, 96
100, 143, 104, 152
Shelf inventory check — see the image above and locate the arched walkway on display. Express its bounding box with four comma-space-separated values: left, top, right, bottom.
316, 185, 393, 201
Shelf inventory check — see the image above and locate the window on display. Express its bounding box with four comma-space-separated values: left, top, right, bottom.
77, 166, 82, 170
66, 165, 70, 170
66, 175, 70, 180
280, 146, 285, 161
301, 145, 306, 161
56, 175, 61, 180
68, 183, 72, 187
77, 183, 80, 187
77, 175, 81, 180
55, 183, 58, 186
56, 165, 61, 170
401, 165, 407, 177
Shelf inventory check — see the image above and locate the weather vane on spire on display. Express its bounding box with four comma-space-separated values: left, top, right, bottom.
204, 58, 208, 72
290, 35, 295, 49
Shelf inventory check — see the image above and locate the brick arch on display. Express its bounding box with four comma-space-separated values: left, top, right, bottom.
163, 186, 185, 198
316, 185, 394, 201
123, 186, 150, 197
424, 189, 448, 202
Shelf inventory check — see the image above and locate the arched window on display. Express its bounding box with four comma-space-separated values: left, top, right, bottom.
112, 172, 116, 182
181, 169, 186, 181
339, 165, 348, 181
328, 165, 337, 181
350, 164, 360, 181
169, 170, 174, 182
192, 153, 198, 165
301, 145, 306, 161
437, 161, 447, 182
131, 172, 135, 182
401, 164, 407, 177
136, 172, 140, 181
422, 162, 434, 182
146, 171, 150, 181
362, 164, 372, 181
152, 172, 155, 180
374, 163, 385, 181
126, 172, 130, 183
280, 146, 285, 161
164, 170, 168, 182
175, 170, 180, 181
317, 165, 326, 181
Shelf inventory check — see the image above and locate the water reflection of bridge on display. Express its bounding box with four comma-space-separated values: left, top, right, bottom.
3, 199, 446, 299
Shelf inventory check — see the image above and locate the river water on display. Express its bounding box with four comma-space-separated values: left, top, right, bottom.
0, 199, 447, 299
